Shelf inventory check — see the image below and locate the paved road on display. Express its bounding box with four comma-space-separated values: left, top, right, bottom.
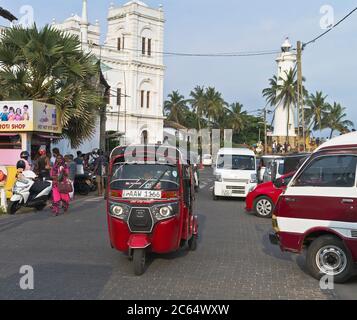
0, 169, 355, 300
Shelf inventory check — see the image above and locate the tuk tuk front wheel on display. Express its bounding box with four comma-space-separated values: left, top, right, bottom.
133, 249, 146, 276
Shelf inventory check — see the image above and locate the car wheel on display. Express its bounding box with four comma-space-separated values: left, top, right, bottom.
254, 196, 274, 218
306, 235, 353, 284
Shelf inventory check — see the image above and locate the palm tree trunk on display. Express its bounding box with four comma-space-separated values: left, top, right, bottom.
286, 105, 290, 144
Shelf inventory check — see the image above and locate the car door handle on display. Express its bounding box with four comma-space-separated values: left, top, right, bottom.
341, 199, 354, 204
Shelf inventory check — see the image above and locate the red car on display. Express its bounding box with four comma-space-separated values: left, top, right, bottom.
245, 172, 295, 218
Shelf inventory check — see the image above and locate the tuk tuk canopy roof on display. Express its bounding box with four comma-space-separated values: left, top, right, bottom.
110, 145, 186, 165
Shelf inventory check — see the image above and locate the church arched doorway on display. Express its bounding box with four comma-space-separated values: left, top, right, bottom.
141, 130, 148, 145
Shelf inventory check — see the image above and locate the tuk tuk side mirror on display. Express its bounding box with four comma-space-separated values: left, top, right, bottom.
273, 178, 283, 189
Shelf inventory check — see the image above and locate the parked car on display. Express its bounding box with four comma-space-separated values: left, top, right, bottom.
270, 132, 357, 283
263, 153, 310, 182
213, 148, 257, 200
202, 154, 213, 167
246, 172, 295, 218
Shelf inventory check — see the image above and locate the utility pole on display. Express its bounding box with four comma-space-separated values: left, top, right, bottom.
264, 107, 268, 155
297, 41, 306, 152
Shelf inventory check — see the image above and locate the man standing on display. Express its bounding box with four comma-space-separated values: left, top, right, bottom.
74, 151, 84, 175
93, 149, 106, 197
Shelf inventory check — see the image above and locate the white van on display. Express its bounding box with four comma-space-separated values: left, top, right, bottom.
213, 148, 257, 199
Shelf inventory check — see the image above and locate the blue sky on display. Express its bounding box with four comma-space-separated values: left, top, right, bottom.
1, 0, 357, 131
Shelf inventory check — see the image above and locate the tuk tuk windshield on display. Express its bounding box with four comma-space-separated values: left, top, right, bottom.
110, 163, 180, 191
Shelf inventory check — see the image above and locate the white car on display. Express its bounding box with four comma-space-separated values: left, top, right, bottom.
202, 154, 212, 166
213, 148, 257, 199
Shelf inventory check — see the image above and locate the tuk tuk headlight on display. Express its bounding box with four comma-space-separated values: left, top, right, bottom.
110, 203, 130, 220
152, 203, 178, 221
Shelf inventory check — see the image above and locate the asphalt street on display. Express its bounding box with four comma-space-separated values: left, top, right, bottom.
0, 169, 355, 300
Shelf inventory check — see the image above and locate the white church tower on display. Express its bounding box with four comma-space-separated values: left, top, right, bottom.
53, 0, 165, 152
272, 38, 296, 141
103, 1, 165, 145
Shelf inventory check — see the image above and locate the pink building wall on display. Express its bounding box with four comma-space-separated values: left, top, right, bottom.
0, 149, 21, 166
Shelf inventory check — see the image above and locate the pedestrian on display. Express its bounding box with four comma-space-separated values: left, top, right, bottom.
65, 155, 76, 200
51, 148, 60, 166
34, 149, 51, 180
50, 154, 72, 216
74, 151, 85, 175
272, 140, 277, 154
20, 151, 31, 171
93, 149, 106, 197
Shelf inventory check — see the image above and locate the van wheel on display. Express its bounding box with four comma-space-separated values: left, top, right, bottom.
306, 235, 353, 284
8, 201, 20, 215
254, 196, 274, 218
133, 249, 146, 276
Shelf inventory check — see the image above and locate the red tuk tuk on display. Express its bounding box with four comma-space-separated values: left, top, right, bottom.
107, 145, 199, 275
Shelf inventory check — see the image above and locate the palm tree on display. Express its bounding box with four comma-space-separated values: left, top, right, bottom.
276, 69, 298, 143
164, 90, 188, 124
189, 86, 206, 131
226, 102, 248, 133
205, 87, 226, 127
323, 102, 354, 138
0, 7, 17, 22
262, 75, 278, 108
305, 91, 329, 132
0, 25, 103, 147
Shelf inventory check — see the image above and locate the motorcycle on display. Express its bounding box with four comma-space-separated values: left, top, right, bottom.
74, 171, 97, 195
8, 171, 52, 215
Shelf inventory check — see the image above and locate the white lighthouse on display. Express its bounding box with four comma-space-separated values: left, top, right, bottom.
272, 38, 296, 141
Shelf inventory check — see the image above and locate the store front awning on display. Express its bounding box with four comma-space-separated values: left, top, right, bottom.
33, 133, 61, 140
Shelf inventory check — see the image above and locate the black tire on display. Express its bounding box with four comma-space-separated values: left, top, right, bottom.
133, 249, 146, 276
77, 184, 90, 196
188, 234, 198, 251
8, 201, 20, 215
306, 235, 353, 284
254, 196, 274, 218
34, 203, 47, 211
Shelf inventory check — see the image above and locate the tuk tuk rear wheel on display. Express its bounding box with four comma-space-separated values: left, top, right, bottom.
133, 249, 146, 276
188, 235, 198, 251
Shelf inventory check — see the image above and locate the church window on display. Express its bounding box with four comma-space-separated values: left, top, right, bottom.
117, 38, 121, 51
142, 37, 146, 55
147, 91, 150, 108
117, 88, 122, 106
141, 90, 145, 108
147, 39, 152, 56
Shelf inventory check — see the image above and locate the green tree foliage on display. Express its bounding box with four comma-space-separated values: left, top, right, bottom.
0, 25, 103, 147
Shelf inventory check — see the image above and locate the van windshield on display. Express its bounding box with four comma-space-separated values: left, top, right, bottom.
217, 155, 255, 171
110, 163, 180, 191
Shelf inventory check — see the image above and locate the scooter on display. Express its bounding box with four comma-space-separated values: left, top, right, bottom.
8, 171, 53, 215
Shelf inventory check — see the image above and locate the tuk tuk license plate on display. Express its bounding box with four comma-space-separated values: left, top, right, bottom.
122, 190, 162, 199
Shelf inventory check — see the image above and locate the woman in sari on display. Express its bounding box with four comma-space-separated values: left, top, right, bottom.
50, 154, 71, 216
